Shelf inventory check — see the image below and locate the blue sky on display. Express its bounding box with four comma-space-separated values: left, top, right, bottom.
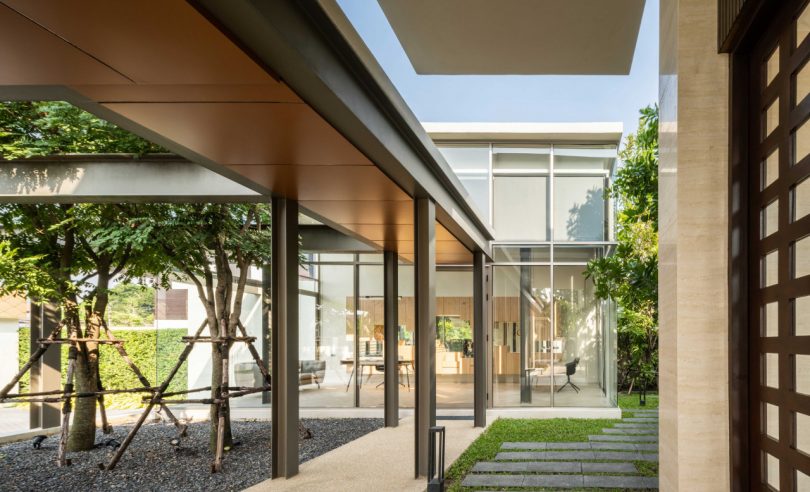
338, 0, 659, 141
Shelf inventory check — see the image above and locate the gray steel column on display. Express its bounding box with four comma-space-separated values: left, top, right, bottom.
29, 302, 61, 429
414, 198, 436, 478
271, 197, 299, 479
473, 251, 487, 427
261, 264, 271, 406
519, 248, 532, 404
384, 250, 399, 427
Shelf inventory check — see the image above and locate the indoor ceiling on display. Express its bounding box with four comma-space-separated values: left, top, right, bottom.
377, 0, 646, 75
0, 0, 472, 264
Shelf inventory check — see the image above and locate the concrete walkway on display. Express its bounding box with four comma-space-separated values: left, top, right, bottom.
461, 408, 659, 490
248, 416, 485, 492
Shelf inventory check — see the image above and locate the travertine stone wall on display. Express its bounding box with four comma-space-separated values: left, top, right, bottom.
659, 0, 731, 490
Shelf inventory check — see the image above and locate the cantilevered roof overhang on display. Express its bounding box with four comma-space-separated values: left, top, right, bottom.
378, 0, 646, 75
0, 0, 493, 264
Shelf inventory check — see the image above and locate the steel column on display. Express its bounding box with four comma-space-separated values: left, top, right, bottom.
473, 251, 487, 427
261, 264, 271, 406
384, 250, 399, 427
270, 197, 299, 479
519, 248, 532, 404
414, 198, 436, 478
29, 302, 61, 429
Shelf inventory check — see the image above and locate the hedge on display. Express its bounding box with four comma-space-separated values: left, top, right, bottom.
18, 327, 188, 409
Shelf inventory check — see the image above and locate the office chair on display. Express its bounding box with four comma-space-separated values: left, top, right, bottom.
556, 357, 581, 393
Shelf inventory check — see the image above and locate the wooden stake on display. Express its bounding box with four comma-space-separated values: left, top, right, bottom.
101, 321, 186, 436
56, 345, 77, 467
0, 321, 64, 399
103, 320, 207, 470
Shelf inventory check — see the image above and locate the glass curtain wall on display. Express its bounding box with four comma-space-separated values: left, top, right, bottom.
437, 142, 618, 408
297, 254, 476, 409
436, 269, 474, 408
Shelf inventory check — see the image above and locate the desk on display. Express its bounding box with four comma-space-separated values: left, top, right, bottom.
340, 358, 413, 391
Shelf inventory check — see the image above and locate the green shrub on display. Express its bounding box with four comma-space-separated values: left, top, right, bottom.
17, 327, 188, 409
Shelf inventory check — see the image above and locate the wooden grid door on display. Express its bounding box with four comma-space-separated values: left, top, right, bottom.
751, 1, 810, 489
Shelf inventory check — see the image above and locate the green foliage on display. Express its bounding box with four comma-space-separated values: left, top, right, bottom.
0, 241, 57, 299
586, 105, 659, 391
437, 317, 472, 342
0, 101, 164, 159
107, 283, 155, 327
18, 327, 187, 408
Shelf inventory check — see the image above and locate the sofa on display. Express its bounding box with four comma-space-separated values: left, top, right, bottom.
234, 359, 326, 389
299, 360, 326, 388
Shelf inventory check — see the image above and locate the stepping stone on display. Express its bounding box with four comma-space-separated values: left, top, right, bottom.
581, 462, 638, 473
473, 461, 582, 473
461, 474, 584, 488
463, 474, 657, 489
502, 441, 658, 452
583, 475, 659, 489
495, 450, 658, 461
589, 442, 641, 451
497, 450, 598, 460
502, 442, 549, 450
590, 434, 658, 442
592, 451, 658, 462
603, 428, 658, 435
502, 442, 590, 450
523, 475, 586, 488
624, 417, 659, 423
614, 423, 659, 428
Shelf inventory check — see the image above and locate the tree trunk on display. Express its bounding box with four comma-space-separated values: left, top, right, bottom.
66, 301, 98, 452
210, 338, 233, 451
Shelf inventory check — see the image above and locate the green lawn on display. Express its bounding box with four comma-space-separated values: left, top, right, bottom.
618, 391, 659, 410
445, 394, 660, 491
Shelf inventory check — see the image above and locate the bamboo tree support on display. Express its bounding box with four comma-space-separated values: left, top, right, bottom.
103, 319, 303, 473
0, 320, 65, 400
100, 321, 187, 436
1, 314, 200, 469
236, 321, 310, 439
102, 320, 208, 471
96, 371, 112, 435
56, 344, 78, 467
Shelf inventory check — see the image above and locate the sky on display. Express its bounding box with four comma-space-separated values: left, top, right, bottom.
337, 0, 659, 141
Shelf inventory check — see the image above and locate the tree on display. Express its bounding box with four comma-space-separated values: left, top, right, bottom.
112, 203, 271, 450
0, 101, 164, 450
585, 105, 659, 392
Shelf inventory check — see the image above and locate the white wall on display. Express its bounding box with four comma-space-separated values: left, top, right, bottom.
0, 319, 19, 393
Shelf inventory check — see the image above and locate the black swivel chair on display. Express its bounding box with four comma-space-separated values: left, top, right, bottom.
556, 357, 581, 393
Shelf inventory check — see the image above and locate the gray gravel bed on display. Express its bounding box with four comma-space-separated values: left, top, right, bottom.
0, 418, 382, 491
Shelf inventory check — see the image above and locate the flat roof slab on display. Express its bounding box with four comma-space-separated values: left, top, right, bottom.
378, 0, 645, 75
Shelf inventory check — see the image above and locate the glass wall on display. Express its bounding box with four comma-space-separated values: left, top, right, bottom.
437, 141, 618, 408
436, 145, 490, 221
492, 263, 552, 407
295, 254, 478, 409
436, 269, 474, 408
436, 143, 615, 241
299, 262, 355, 408
491, 245, 615, 407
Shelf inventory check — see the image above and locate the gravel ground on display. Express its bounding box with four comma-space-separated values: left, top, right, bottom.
0, 418, 383, 491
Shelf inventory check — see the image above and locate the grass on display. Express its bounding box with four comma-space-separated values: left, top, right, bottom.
445, 394, 661, 491
446, 418, 619, 491
617, 391, 659, 410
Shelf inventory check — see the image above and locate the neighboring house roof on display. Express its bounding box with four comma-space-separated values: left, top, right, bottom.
0, 295, 28, 321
